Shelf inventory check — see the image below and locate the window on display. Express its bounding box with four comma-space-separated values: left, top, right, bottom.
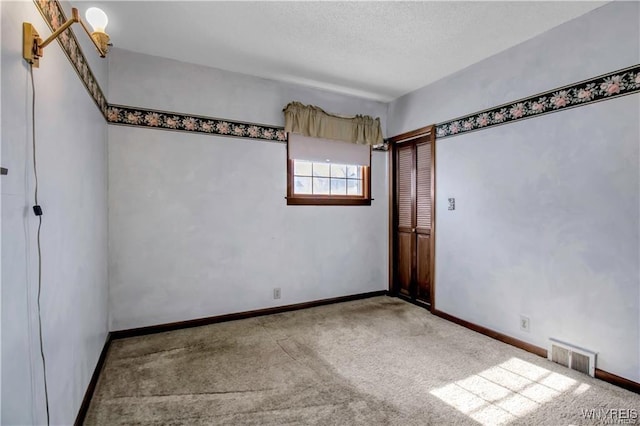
293, 161, 364, 195
287, 134, 371, 205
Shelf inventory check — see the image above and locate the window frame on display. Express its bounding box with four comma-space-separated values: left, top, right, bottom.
286, 141, 372, 206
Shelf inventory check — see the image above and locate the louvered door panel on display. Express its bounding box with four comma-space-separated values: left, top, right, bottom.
416, 141, 432, 230
397, 233, 413, 297
397, 146, 414, 229
416, 233, 431, 302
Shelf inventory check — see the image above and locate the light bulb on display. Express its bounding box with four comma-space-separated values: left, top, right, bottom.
86, 7, 108, 33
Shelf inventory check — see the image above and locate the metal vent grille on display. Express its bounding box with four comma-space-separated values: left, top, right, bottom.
551, 345, 570, 368
571, 352, 590, 375
548, 338, 597, 377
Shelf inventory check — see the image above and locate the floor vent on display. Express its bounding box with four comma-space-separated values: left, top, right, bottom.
548, 338, 596, 377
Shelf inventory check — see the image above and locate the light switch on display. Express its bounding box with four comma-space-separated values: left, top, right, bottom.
448, 198, 455, 211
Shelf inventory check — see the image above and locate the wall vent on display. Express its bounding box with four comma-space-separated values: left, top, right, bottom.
548, 338, 596, 377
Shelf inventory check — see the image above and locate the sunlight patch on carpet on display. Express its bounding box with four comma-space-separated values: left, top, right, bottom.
573, 383, 591, 395
430, 357, 582, 425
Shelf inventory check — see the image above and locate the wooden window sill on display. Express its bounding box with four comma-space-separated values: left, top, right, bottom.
286, 197, 372, 206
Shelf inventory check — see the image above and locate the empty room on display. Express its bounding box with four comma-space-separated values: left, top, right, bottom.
1, 0, 639, 425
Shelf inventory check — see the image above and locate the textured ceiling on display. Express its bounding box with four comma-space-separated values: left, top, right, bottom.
77, 1, 606, 102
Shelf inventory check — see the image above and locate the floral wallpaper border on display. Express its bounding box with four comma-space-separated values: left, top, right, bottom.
107, 104, 288, 142
107, 105, 393, 150
34, 1, 639, 148
34, 0, 108, 117
435, 64, 640, 139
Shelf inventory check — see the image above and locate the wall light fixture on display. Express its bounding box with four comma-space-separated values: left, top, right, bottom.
23, 6, 110, 68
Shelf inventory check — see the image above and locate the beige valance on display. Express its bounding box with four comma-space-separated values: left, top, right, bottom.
283, 101, 383, 146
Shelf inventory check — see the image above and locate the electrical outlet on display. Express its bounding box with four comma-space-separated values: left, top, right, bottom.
273, 288, 281, 299
520, 315, 530, 332
448, 198, 455, 211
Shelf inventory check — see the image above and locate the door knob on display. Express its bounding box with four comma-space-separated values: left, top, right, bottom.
412, 228, 416, 232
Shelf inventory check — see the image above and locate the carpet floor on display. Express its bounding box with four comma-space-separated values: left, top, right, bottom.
85, 296, 639, 425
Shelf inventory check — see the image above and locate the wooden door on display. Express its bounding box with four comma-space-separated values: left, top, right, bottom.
392, 129, 435, 307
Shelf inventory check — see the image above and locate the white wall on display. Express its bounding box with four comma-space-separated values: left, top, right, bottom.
388, 2, 640, 382
0, 1, 3, 420
1, 1, 109, 424
108, 50, 389, 331
108, 48, 388, 135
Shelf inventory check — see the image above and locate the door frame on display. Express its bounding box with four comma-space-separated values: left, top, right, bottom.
388, 125, 436, 311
